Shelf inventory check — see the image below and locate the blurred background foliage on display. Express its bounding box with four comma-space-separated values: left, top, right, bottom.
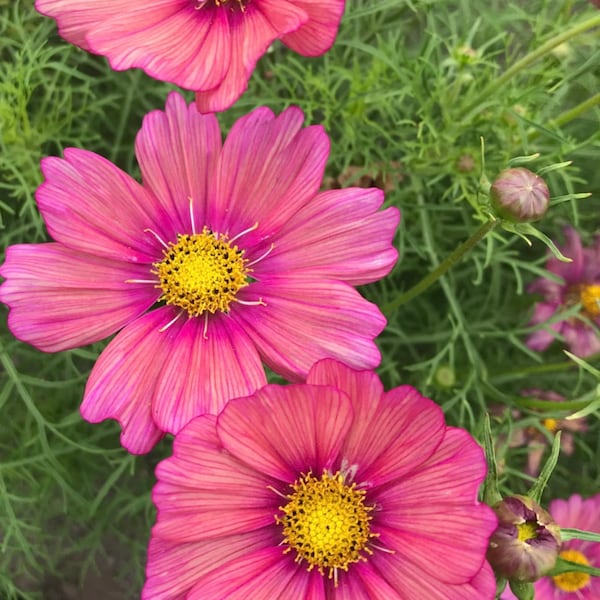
1, 0, 599, 597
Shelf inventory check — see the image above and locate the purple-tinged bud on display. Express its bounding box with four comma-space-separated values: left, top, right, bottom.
487, 495, 561, 582
490, 168, 550, 222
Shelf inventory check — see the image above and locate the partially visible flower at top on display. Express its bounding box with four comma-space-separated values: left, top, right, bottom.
0, 92, 399, 454
505, 389, 587, 477
35, 0, 345, 113
487, 495, 561, 583
526, 226, 600, 357
589, 0, 600, 9
500, 493, 600, 600
144, 359, 498, 599
490, 167, 550, 223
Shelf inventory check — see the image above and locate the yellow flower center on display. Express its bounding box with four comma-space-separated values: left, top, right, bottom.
580, 284, 600, 318
543, 418, 558, 433
152, 227, 249, 316
276, 471, 376, 584
552, 549, 591, 592
517, 520, 539, 542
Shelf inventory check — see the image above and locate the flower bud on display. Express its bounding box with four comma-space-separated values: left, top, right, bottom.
487, 495, 561, 582
490, 168, 550, 222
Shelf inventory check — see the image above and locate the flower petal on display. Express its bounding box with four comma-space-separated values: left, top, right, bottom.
35, 0, 109, 48
526, 301, 562, 352
152, 416, 277, 542
235, 276, 385, 381
374, 428, 496, 585
151, 313, 267, 435
135, 91, 222, 239
563, 321, 600, 357
546, 226, 584, 283
90, 4, 231, 92
81, 307, 177, 454
187, 546, 314, 600
0, 243, 158, 352
36, 148, 166, 262
217, 383, 353, 482
144, 528, 275, 600
257, 188, 400, 285
281, 0, 345, 56
212, 106, 329, 241
194, 1, 307, 112
307, 359, 446, 486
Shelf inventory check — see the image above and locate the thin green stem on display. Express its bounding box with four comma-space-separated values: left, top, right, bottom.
463, 13, 600, 117
529, 91, 600, 140
383, 218, 498, 313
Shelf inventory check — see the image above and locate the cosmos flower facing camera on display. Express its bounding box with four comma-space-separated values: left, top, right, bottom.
0, 92, 399, 454
35, 0, 346, 112
144, 359, 497, 599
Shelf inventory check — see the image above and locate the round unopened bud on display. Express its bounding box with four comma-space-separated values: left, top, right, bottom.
487, 495, 561, 582
490, 168, 550, 222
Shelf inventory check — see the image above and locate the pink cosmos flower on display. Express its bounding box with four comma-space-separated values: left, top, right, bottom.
501, 493, 600, 600
35, 0, 345, 113
526, 226, 600, 357
0, 92, 399, 454
144, 359, 498, 599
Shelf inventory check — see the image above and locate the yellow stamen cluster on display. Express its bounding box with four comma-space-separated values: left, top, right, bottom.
580, 284, 600, 318
153, 227, 249, 316
517, 520, 539, 543
552, 549, 591, 592
276, 471, 376, 584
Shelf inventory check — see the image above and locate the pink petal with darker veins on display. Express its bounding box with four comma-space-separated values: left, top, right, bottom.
217, 383, 353, 482
151, 312, 266, 435
187, 546, 314, 600
307, 359, 445, 486
374, 428, 495, 585
0, 243, 158, 352
135, 92, 222, 239
282, 0, 345, 56
81, 307, 181, 454
194, 0, 307, 113
257, 188, 399, 285
213, 105, 328, 241
91, 4, 231, 92
36, 148, 167, 263
35, 0, 114, 49
235, 276, 385, 381
144, 528, 276, 600
152, 416, 276, 543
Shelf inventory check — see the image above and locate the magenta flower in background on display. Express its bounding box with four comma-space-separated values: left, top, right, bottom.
144, 359, 497, 599
501, 493, 600, 600
526, 226, 600, 357
35, 0, 345, 113
0, 92, 399, 454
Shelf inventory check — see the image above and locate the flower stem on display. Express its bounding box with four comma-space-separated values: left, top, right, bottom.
383, 219, 498, 313
463, 13, 600, 118
553, 91, 600, 127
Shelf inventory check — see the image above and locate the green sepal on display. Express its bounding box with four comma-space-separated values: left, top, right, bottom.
508, 580, 534, 600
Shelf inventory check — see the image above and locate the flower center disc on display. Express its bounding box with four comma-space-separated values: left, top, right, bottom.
552, 549, 591, 592
579, 284, 600, 318
277, 471, 375, 581
153, 227, 248, 316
